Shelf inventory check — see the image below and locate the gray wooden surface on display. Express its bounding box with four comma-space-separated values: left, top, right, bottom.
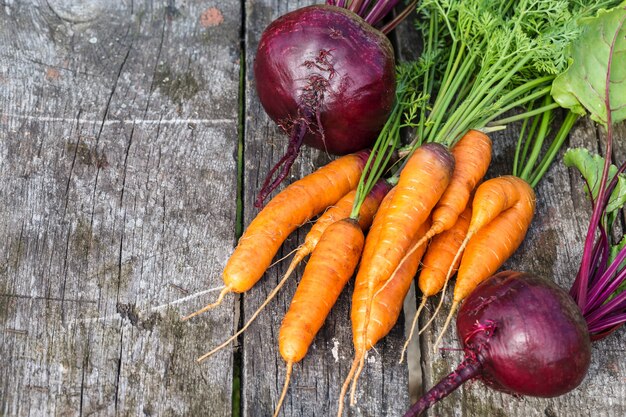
1, 1, 625, 417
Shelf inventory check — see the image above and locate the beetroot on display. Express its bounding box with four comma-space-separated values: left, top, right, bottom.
252, 2, 407, 207
255, 5, 395, 154
404, 271, 591, 417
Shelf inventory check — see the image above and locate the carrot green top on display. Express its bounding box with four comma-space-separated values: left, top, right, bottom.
350, 0, 622, 214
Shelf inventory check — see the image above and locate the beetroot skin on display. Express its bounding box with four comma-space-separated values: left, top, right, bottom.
405, 271, 591, 417
458, 271, 591, 396
254, 5, 396, 154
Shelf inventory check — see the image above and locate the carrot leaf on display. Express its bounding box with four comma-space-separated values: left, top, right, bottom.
552, 3, 626, 127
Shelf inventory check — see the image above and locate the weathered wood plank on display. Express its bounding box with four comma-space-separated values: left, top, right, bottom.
4, 0, 626, 416
417, 119, 626, 417
241, 1, 410, 416
0, 1, 240, 415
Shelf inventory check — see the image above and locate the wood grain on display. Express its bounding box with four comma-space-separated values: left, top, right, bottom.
1, 1, 240, 415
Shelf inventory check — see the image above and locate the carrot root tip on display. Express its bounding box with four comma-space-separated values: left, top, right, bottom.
400, 296, 428, 364
433, 301, 459, 354
349, 354, 366, 406
338, 354, 362, 417
182, 286, 231, 321
273, 361, 294, 417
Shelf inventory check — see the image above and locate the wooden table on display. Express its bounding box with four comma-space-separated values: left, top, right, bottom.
1, 1, 625, 416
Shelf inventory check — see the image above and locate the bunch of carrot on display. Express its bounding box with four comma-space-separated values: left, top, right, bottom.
184, 125, 548, 417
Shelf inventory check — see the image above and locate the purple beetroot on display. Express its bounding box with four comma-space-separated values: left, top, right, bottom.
405, 271, 592, 417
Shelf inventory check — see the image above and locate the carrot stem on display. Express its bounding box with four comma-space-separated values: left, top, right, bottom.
529, 111, 578, 188
481, 85, 552, 128
519, 96, 552, 182
513, 110, 531, 177
518, 113, 541, 177
488, 102, 560, 126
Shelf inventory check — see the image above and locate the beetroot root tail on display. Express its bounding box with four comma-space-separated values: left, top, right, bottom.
255, 118, 309, 208
403, 355, 482, 417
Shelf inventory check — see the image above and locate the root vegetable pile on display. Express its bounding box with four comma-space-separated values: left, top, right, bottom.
183, 0, 626, 416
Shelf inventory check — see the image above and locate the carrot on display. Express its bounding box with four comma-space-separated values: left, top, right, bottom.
353, 215, 431, 354
329, 187, 395, 417
357, 131, 488, 365
433, 175, 535, 350
334, 190, 397, 417
196, 181, 390, 361
399, 203, 472, 363
426, 130, 491, 239
393, 131, 491, 281
420, 204, 473, 297
334, 143, 453, 415
306, 180, 391, 255
274, 218, 365, 417
454, 179, 535, 301
182, 150, 370, 320
337, 143, 452, 413
359, 143, 454, 320
357, 143, 453, 349
339, 219, 431, 412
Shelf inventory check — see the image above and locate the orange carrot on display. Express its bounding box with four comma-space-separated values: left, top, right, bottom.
355, 220, 431, 352
356, 143, 453, 358
359, 143, 454, 316
433, 175, 535, 350
334, 144, 453, 415
420, 205, 473, 296
196, 181, 390, 361
333, 188, 395, 417
428, 130, 491, 238
339, 219, 431, 414
183, 150, 369, 320
399, 203, 472, 363
396, 130, 491, 274
274, 218, 365, 417
455, 179, 535, 302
